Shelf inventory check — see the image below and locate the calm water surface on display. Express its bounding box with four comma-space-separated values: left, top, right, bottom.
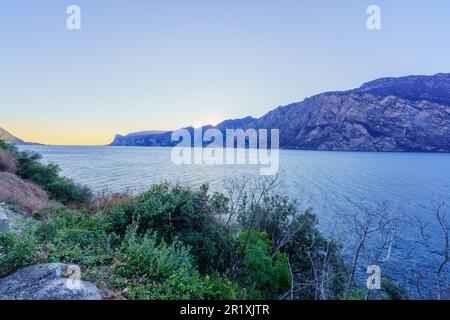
18, 145, 450, 293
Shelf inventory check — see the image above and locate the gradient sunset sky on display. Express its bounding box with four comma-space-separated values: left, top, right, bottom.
1, 0, 450, 145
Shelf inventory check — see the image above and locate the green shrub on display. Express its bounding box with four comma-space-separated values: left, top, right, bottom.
151, 268, 209, 300
129, 268, 243, 300
0, 230, 38, 276
347, 289, 366, 300
32, 210, 114, 267
237, 229, 290, 298
18, 160, 59, 185
4, 146, 93, 206
0, 171, 352, 301
45, 178, 92, 205
236, 190, 347, 300
201, 273, 244, 300
0, 139, 16, 153
109, 183, 234, 274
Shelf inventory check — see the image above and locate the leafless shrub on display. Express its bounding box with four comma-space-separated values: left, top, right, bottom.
223, 172, 346, 300
342, 200, 397, 300
90, 188, 136, 212
412, 202, 450, 300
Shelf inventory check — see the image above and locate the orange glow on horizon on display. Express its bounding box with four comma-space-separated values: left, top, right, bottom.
4, 114, 228, 146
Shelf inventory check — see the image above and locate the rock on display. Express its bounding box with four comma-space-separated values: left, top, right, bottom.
0, 203, 32, 234
0, 263, 102, 300
0, 211, 9, 232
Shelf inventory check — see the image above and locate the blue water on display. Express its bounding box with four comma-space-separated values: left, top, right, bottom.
18, 145, 450, 296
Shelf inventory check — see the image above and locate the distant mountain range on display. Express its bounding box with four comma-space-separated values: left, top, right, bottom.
111, 73, 450, 152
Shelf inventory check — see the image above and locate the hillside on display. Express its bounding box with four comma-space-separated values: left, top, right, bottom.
0, 127, 24, 145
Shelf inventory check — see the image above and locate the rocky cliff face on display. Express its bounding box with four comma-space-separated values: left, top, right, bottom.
111, 131, 174, 147
109, 73, 450, 152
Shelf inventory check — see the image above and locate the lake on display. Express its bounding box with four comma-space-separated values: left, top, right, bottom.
18, 145, 450, 295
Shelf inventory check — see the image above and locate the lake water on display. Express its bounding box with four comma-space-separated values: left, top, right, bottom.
18, 145, 450, 295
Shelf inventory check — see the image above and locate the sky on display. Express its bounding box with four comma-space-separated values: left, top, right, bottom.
1, 0, 450, 145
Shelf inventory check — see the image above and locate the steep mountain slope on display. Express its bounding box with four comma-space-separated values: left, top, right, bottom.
0, 127, 24, 144
109, 73, 450, 152
254, 92, 449, 151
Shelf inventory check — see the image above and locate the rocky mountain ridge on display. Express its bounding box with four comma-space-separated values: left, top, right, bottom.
110, 74, 450, 152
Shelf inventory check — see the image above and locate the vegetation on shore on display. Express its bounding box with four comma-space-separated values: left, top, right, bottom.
0, 139, 420, 300
0, 140, 92, 206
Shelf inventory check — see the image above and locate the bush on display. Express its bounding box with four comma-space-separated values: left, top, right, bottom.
45, 179, 93, 205
0, 171, 352, 301
151, 269, 243, 300
109, 183, 234, 274
237, 229, 290, 298
119, 225, 194, 280
236, 189, 347, 300
32, 210, 114, 267
0, 230, 38, 276
127, 268, 244, 300
0, 143, 93, 206
0, 139, 15, 153
18, 156, 92, 205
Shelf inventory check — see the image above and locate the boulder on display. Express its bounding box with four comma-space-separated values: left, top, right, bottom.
0, 263, 102, 300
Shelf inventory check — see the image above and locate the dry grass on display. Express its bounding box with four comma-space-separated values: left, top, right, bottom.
90, 190, 136, 212
0, 149, 16, 173
0, 172, 55, 212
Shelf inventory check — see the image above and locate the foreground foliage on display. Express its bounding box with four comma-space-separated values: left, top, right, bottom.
0, 179, 354, 300
0, 140, 414, 300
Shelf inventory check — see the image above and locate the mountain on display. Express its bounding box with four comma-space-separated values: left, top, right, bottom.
355, 73, 450, 106
109, 73, 450, 152
0, 127, 24, 144
0, 127, 43, 145
111, 130, 175, 147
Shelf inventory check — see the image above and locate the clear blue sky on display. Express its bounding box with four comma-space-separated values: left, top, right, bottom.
1, 0, 450, 144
